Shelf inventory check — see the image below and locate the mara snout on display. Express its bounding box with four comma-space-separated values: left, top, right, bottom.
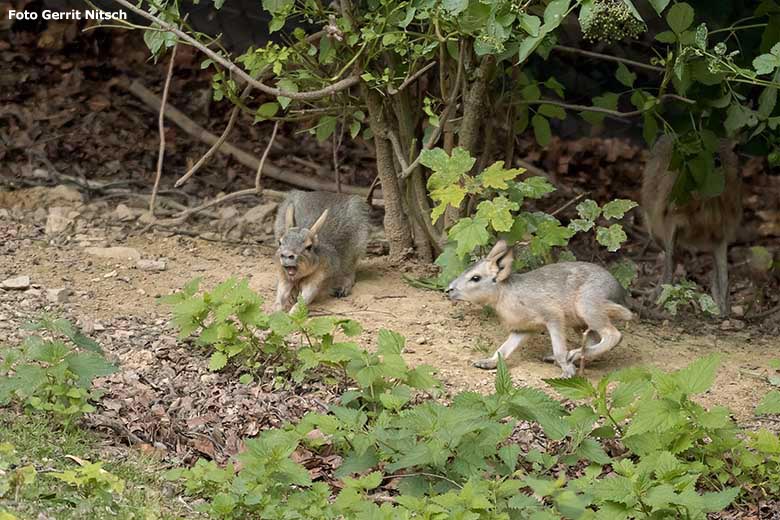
447, 240, 632, 378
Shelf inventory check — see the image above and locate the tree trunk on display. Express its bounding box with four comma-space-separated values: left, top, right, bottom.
363, 86, 413, 258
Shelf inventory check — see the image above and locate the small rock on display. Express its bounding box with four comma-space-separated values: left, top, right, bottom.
731, 305, 745, 318
138, 212, 156, 225
32, 207, 48, 223
113, 204, 138, 222
48, 184, 83, 204
219, 206, 239, 221
0, 209, 9, 219
243, 202, 278, 224
1, 275, 31, 290
720, 319, 744, 331
416, 337, 428, 345
84, 246, 141, 262
136, 259, 167, 271
46, 287, 72, 303
103, 270, 118, 278
45, 206, 79, 235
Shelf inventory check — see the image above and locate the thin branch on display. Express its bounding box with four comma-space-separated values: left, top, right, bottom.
110, 0, 360, 101
521, 94, 695, 118
552, 45, 664, 73
175, 84, 253, 188
256, 120, 280, 192
388, 61, 436, 95
399, 43, 466, 180
387, 130, 409, 171
149, 40, 178, 216
550, 191, 587, 217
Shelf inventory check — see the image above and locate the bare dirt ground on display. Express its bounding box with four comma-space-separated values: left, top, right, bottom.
1, 188, 777, 431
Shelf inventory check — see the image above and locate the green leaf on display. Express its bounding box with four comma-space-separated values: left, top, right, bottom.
590, 476, 636, 506
316, 116, 338, 142
519, 14, 541, 36
673, 354, 720, 395
753, 53, 780, 75
602, 199, 638, 219
255, 102, 279, 122
423, 147, 476, 190
532, 115, 552, 146
276, 79, 298, 109
430, 184, 467, 223
582, 93, 619, 126
513, 177, 556, 199
377, 329, 405, 355
756, 390, 780, 415
609, 259, 638, 290
596, 224, 628, 252
695, 23, 708, 50
544, 376, 596, 400
434, 244, 469, 286
543, 0, 570, 28
539, 104, 567, 119
615, 63, 636, 88
209, 351, 228, 371
442, 0, 468, 15
478, 161, 525, 189
666, 2, 694, 34
648, 0, 670, 15
702, 487, 740, 512
495, 354, 512, 395
724, 104, 749, 136
448, 217, 491, 258
655, 30, 677, 43
576, 199, 601, 221
476, 197, 520, 232
65, 353, 117, 387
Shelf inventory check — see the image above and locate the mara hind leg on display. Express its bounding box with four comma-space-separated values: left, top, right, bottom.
568, 301, 623, 364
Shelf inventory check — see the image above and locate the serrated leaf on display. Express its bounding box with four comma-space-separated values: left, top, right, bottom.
65, 353, 117, 387
423, 147, 476, 190
667, 2, 694, 34
430, 184, 467, 223
756, 390, 780, 415
615, 63, 636, 88
434, 243, 469, 286
702, 487, 740, 512
609, 259, 638, 290
448, 217, 491, 258
377, 329, 405, 355
539, 104, 567, 119
596, 224, 628, 252
602, 199, 638, 219
479, 161, 525, 189
476, 197, 520, 232
576, 199, 601, 221
495, 354, 512, 395
544, 376, 596, 400
724, 104, 749, 135
209, 351, 228, 371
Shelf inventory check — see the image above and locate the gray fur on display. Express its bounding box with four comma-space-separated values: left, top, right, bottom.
273, 190, 370, 311
446, 240, 632, 378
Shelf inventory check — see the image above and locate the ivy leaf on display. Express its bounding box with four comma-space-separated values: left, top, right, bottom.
479, 161, 525, 189
532, 115, 552, 147
615, 63, 636, 87
530, 219, 575, 256
448, 217, 491, 258
602, 199, 638, 220
666, 2, 694, 34
423, 147, 476, 190
609, 259, 638, 290
576, 199, 601, 221
430, 184, 467, 223
596, 224, 628, 252
476, 197, 520, 232
315, 115, 337, 142
756, 390, 780, 415
569, 218, 594, 232
544, 377, 596, 400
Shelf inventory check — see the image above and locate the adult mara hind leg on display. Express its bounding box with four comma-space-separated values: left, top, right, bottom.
567, 301, 624, 364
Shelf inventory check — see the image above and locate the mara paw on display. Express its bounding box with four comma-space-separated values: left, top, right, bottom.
560, 363, 577, 379
473, 357, 498, 370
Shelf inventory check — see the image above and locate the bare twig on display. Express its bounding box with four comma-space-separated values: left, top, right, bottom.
552, 45, 664, 73
366, 175, 381, 205
399, 43, 466, 180
122, 79, 381, 201
387, 130, 410, 171
520, 94, 695, 119
110, 0, 359, 101
388, 61, 436, 95
256, 120, 279, 192
148, 40, 178, 216
175, 84, 253, 188
550, 192, 587, 217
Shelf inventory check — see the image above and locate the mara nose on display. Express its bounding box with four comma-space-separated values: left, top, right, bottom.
283, 253, 297, 261
445, 285, 453, 294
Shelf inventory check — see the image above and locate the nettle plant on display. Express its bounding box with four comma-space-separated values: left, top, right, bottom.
0, 318, 116, 428
163, 347, 780, 519
419, 146, 638, 286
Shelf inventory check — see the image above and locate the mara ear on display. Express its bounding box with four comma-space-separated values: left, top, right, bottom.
486, 240, 508, 261
308, 208, 329, 237
494, 246, 514, 282
284, 204, 295, 230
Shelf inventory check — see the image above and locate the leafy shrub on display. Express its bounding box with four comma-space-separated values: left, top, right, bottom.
0, 317, 116, 428
165, 326, 780, 519
50, 460, 125, 505
655, 280, 720, 316
419, 146, 637, 287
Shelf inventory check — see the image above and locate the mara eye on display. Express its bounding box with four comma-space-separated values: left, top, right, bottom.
470, 275, 481, 282
305, 244, 313, 251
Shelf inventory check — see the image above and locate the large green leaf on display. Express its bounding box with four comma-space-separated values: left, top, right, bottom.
475, 197, 519, 232
478, 161, 525, 189
666, 2, 694, 34
448, 217, 491, 258
65, 352, 117, 387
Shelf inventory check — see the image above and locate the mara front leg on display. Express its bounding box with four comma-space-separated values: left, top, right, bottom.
473, 332, 528, 370
274, 277, 295, 312
289, 271, 328, 314
547, 322, 576, 378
